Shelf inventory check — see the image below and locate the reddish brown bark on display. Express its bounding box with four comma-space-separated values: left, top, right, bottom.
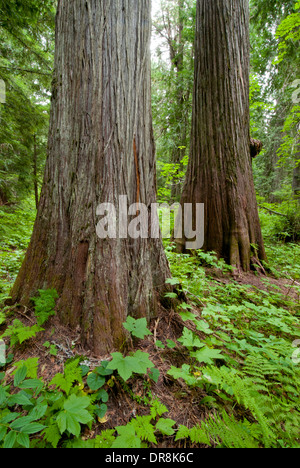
176, 0, 266, 272
11, 0, 171, 355
33, 134, 39, 210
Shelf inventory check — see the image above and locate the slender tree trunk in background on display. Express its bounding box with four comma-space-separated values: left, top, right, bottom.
153, 0, 191, 202
170, 0, 186, 201
11, 0, 171, 355
293, 143, 300, 205
0, 187, 8, 206
176, 0, 266, 272
33, 134, 39, 210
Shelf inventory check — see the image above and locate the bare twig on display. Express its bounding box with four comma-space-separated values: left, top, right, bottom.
153, 318, 160, 344
258, 205, 288, 218
16, 306, 35, 324
0, 65, 51, 76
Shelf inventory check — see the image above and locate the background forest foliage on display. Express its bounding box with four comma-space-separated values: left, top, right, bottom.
0, 0, 299, 449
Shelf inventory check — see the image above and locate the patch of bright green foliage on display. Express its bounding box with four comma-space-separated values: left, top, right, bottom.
163, 240, 300, 448
1, 289, 58, 347
0, 200, 36, 302
0, 203, 299, 448
0, 311, 168, 448
0, 357, 110, 448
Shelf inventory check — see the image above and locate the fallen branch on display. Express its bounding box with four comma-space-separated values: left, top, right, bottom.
258, 205, 288, 218
0, 66, 51, 76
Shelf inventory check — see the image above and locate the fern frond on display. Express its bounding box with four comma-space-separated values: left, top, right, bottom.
49, 358, 82, 395
203, 365, 276, 447
204, 411, 260, 448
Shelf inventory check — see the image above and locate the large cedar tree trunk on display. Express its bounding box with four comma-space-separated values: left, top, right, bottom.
11, 0, 171, 355
176, 0, 266, 271
33, 134, 39, 210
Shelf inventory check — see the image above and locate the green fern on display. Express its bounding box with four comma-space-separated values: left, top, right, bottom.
203, 365, 276, 447
1, 320, 43, 346
49, 359, 83, 395
204, 411, 260, 448
176, 411, 259, 448
32, 289, 58, 326
242, 354, 300, 443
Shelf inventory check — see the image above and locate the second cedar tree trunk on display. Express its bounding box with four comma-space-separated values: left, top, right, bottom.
176, 0, 267, 271
11, 0, 171, 355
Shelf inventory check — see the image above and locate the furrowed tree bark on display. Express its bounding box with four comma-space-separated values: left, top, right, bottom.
176, 0, 267, 272
11, 0, 171, 355
33, 134, 39, 210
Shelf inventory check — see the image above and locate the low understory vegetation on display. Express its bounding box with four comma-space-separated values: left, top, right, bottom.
0, 201, 299, 448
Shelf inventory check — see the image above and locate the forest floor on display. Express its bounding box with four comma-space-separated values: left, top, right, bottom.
0, 202, 299, 448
